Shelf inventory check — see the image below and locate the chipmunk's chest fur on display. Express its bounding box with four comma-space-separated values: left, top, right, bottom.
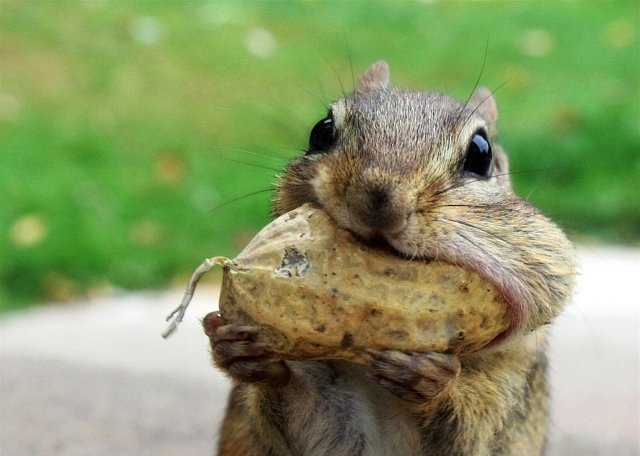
239, 342, 549, 456
251, 361, 425, 456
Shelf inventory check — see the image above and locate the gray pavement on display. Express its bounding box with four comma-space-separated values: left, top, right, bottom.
1, 246, 638, 455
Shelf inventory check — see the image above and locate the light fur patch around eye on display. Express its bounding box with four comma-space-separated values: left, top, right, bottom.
309, 165, 332, 197
330, 99, 348, 129
457, 118, 487, 146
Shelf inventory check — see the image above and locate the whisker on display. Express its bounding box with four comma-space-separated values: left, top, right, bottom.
249, 101, 310, 141
211, 188, 275, 212
433, 174, 493, 197
431, 202, 519, 211
455, 39, 490, 125
433, 167, 566, 197
437, 218, 495, 259
306, 76, 333, 113
459, 82, 506, 135
343, 32, 356, 92
443, 216, 517, 249
331, 62, 348, 101
506, 165, 570, 175
218, 146, 288, 163
220, 157, 281, 173
524, 183, 540, 202
418, 153, 454, 200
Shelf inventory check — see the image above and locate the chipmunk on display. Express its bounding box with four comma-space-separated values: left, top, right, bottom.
203, 61, 576, 455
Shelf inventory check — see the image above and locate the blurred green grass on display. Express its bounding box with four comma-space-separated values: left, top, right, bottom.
1, 1, 638, 309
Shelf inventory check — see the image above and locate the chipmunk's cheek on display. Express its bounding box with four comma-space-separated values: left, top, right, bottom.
309, 166, 332, 204
310, 167, 353, 229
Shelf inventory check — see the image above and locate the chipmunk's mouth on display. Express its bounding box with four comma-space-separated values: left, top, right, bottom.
355, 232, 398, 253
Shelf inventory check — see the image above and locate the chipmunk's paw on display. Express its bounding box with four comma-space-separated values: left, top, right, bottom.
203, 312, 291, 386
364, 350, 460, 403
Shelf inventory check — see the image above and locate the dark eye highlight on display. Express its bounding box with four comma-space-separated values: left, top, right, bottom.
463, 130, 492, 177
307, 110, 335, 155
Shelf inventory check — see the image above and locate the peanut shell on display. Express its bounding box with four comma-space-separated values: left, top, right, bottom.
219, 204, 510, 361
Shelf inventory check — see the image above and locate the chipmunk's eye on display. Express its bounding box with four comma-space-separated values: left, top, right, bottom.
463, 130, 492, 177
307, 110, 335, 155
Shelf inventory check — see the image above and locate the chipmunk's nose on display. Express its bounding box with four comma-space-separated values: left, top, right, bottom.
349, 184, 409, 234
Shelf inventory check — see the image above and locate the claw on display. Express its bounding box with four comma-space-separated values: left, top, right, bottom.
202, 311, 224, 337
203, 320, 291, 386
365, 350, 460, 402
214, 341, 267, 368
213, 324, 260, 342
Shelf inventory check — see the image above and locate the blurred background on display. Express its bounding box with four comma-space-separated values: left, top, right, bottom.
1, 2, 639, 455
1, 0, 638, 310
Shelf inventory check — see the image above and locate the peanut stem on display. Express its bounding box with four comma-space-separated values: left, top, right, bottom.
162, 256, 229, 339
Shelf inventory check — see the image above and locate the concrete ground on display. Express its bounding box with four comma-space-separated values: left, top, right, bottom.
1, 246, 638, 456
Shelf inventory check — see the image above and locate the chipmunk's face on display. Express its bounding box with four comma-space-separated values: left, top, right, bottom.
275, 62, 575, 336
278, 82, 511, 254
277, 83, 514, 288
302, 89, 510, 247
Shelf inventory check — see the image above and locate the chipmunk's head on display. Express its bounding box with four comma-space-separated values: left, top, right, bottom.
274, 61, 575, 340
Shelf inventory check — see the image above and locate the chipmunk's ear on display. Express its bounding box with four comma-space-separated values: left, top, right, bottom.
469, 87, 498, 127
356, 60, 390, 93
